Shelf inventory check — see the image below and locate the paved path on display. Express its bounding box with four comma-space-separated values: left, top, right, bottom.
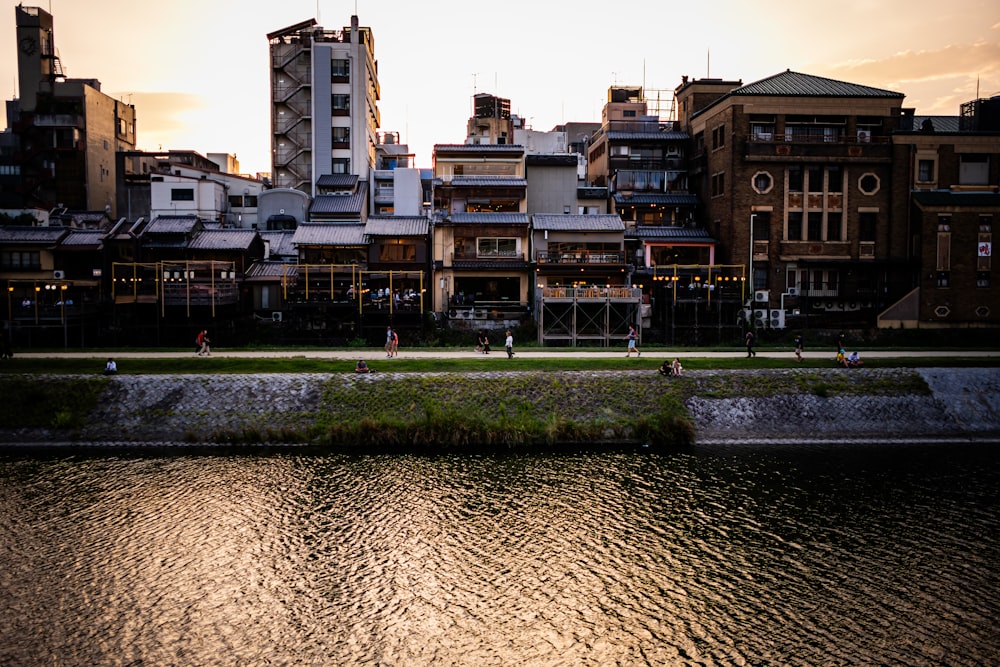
12, 348, 1000, 361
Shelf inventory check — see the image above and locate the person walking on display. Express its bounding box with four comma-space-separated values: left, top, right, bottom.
385, 326, 394, 358
390, 328, 399, 358
745, 329, 756, 358
625, 325, 640, 357
794, 333, 804, 362
505, 330, 514, 359
196, 329, 211, 356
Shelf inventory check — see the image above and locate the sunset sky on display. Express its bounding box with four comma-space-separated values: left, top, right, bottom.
3, 0, 998, 175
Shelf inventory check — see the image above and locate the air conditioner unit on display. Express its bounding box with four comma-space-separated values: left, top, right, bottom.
786, 287, 799, 297
753, 309, 767, 320
857, 129, 871, 143
770, 309, 782, 319
754, 289, 769, 303
271, 312, 283, 322
53, 270, 65, 280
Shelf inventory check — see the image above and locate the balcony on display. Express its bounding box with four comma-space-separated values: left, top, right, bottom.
745, 133, 892, 160
536, 250, 625, 265
449, 249, 527, 270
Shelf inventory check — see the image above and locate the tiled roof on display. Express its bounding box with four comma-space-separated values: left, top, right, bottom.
58, 229, 104, 249
316, 174, 359, 189
578, 186, 608, 199
449, 176, 527, 187
0, 226, 69, 244
912, 191, 1000, 208
532, 214, 625, 232
447, 213, 529, 225
291, 224, 367, 246
144, 215, 200, 234
189, 229, 259, 251
732, 70, 904, 99
692, 70, 905, 120
259, 231, 297, 257
628, 226, 716, 243
614, 193, 699, 206
244, 260, 299, 282
364, 217, 429, 236
605, 131, 688, 141
309, 182, 368, 216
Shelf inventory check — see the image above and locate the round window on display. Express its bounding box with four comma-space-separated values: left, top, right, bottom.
859, 173, 880, 195
752, 171, 773, 195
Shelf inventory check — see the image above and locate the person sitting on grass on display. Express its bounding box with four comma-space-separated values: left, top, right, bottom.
658, 360, 673, 376
845, 350, 863, 368
354, 359, 371, 373
103, 358, 117, 375
671, 358, 683, 377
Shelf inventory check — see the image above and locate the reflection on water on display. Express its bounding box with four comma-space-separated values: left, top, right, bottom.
0, 444, 997, 666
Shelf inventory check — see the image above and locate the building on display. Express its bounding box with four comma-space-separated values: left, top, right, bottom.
5, 5, 136, 214
882, 98, 1000, 328
268, 15, 380, 195
678, 70, 908, 331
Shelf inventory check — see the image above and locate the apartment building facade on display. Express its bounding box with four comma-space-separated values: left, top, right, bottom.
268, 15, 380, 195
678, 71, 908, 330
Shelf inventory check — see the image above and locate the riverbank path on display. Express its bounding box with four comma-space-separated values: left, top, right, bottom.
12, 348, 1000, 361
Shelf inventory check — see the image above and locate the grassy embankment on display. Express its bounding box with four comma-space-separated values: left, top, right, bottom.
0, 361, 935, 451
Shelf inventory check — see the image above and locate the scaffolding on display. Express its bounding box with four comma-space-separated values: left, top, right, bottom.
536, 286, 642, 346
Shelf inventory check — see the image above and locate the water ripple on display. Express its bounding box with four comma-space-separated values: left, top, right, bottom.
0, 446, 997, 666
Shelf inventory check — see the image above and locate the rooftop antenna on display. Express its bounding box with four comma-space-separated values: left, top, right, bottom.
707, 49, 711, 78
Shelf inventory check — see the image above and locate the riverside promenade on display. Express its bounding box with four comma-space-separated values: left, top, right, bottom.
13, 348, 1000, 361
3, 349, 1000, 447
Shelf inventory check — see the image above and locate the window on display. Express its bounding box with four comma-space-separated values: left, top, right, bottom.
171, 188, 194, 201
752, 171, 773, 194
379, 241, 416, 262
959, 154, 989, 185
477, 237, 518, 258
936, 225, 951, 287
332, 94, 350, 111
788, 166, 803, 192
807, 212, 823, 240
859, 212, 878, 242
711, 172, 726, 197
827, 166, 843, 192
331, 59, 350, 78
751, 212, 771, 240
331, 158, 350, 174
807, 166, 824, 193
711, 124, 726, 150
858, 173, 880, 195
228, 195, 258, 208
1, 250, 41, 270
917, 159, 935, 182
622, 110, 636, 117
827, 212, 843, 241
787, 212, 803, 240
332, 127, 350, 145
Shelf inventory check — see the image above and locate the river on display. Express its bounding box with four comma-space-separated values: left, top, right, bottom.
0, 443, 997, 666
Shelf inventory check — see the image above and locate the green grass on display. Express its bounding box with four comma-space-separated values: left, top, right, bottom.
1, 351, 997, 375
0, 376, 107, 430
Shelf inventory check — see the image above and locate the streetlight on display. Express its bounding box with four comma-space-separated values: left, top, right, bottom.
60, 284, 68, 348
748, 213, 758, 306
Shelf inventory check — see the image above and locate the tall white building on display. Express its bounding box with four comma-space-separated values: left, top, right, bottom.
268, 16, 380, 196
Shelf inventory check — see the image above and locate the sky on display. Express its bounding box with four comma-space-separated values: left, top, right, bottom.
2, 0, 999, 176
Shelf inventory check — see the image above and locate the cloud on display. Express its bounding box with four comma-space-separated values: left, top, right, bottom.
815, 41, 1000, 114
